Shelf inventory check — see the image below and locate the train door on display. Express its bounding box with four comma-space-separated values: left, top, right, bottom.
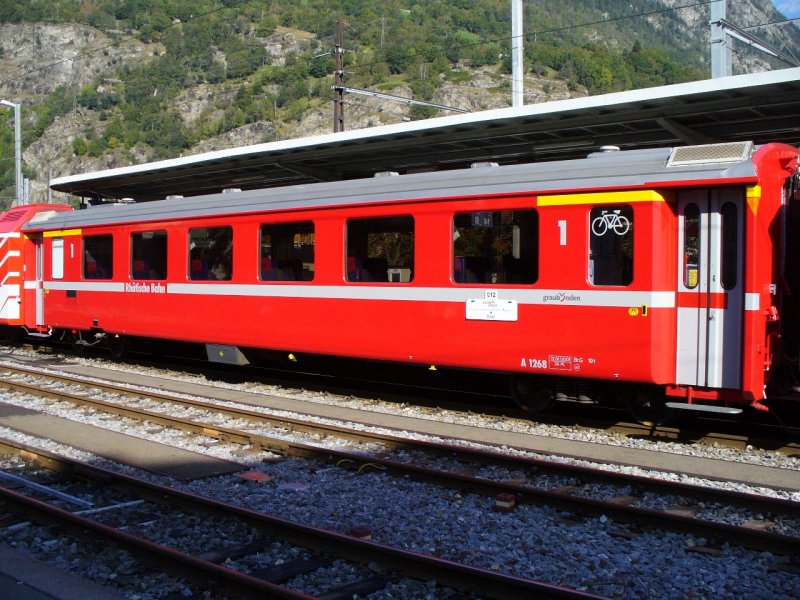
676, 189, 743, 389
35, 236, 45, 327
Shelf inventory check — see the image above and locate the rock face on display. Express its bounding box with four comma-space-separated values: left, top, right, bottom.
0, 1, 797, 202
0, 22, 161, 99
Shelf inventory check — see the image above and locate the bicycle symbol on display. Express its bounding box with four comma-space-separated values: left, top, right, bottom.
591, 210, 630, 236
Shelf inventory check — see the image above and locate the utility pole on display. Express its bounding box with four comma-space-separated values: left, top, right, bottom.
333, 20, 345, 133
0, 99, 22, 206
511, 0, 524, 107
710, 0, 732, 78
710, 0, 798, 78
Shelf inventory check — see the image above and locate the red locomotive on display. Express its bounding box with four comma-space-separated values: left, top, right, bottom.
3, 141, 800, 421
0, 204, 71, 333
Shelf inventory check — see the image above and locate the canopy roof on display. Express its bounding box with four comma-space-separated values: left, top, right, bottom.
49, 68, 800, 202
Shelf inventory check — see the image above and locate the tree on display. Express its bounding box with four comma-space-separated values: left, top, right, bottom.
384, 44, 415, 74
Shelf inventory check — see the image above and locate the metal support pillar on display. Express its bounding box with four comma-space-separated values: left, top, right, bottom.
711, 0, 732, 78
511, 0, 524, 107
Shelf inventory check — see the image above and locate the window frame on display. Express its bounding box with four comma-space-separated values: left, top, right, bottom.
452, 208, 539, 286
588, 204, 634, 287
131, 229, 168, 281
83, 233, 114, 280
51, 238, 64, 280
720, 202, 738, 290
188, 226, 233, 281
345, 215, 415, 283
259, 220, 316, 283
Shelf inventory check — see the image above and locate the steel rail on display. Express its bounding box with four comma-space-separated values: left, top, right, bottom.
0, 437, 603, 600
0, 484, 318, 600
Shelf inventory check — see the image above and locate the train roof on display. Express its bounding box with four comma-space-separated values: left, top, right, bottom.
0, 204, 71, 234
25, 142, 776, 232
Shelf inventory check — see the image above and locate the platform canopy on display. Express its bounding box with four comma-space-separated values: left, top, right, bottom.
50, 68, 800, 202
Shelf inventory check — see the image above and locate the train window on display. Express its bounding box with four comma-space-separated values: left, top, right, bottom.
453, 210, 538, 284
83, 234, 113, 280
260, 221, 315, 282
131, 230, 167, 280
589, 205, 633, 286
683, 203, 700, 289
720, 202, 737, 290
52, 238, 64, 280
346, 216, 414, 283
189, 227, 232, 281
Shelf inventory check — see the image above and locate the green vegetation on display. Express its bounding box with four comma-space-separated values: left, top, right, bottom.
0, 0, 760, 205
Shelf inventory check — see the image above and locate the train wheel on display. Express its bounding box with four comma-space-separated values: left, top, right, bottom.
511, 374, 556, 412
68, 332, 85, 355
108, 334, 129, 360
626, 387, 675, 426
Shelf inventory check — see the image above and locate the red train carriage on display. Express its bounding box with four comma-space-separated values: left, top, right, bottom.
0, 204, 71, 335
15, 141, 800, 420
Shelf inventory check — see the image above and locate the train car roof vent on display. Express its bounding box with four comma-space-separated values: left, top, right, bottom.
667, 141, 753, 167
471, 161, 499, 168
374, 171, 399, 177
222, 187, 242, 193
28, 210, 62, 224
0, 208, 26, 223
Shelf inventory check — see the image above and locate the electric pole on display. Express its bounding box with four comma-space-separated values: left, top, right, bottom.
333, 20, 345, 133
0, 100, 22, 206
511, 0, 524, 107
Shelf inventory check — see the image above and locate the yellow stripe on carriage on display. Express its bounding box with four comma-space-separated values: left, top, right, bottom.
43, 229, 82, 238
537, 190, 668, 206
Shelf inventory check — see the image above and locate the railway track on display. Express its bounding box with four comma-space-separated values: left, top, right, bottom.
36, 339, 800, 441
0, 362, 798, 563
0, 439, 594, 599
6, 346, 800, 455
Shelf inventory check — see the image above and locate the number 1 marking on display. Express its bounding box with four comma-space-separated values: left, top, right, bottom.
558, 220, 567, 246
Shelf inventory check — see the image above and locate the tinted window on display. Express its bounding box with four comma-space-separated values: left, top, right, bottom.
683, 203, 700, 289
453, 209, 538, 284
84, 234, 113, 280
260, 222, 315, 282
189, 227, 232, 281
346, 216, 414, 282
589, 205, 633, 286
131, 230, 167, 280
720, 202, 737, 290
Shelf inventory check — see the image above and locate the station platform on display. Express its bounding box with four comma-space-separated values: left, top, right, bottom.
0, 402, 242, 481
0, 544, 126, 600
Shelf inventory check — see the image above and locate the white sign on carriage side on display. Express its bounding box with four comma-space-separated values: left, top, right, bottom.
466, 290, 518, 322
